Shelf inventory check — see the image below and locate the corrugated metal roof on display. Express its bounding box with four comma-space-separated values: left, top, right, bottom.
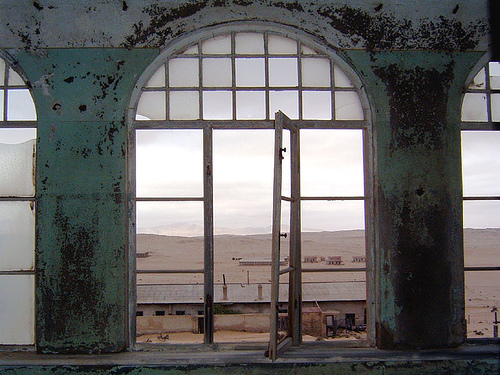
137, 282, 366, 304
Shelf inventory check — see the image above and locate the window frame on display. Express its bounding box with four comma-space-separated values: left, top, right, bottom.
127, 23, 375, 349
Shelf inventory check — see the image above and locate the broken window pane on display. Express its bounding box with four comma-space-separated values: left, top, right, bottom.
136, 130, 202, 197
0, 201, 35, 270
136, 91, 166, 120
0, 275, 34, 344
202, 58, 232, 87
146, 64, 165, 88
335, 92, 364, 120
203, 91, 232, 120
169, 58, 199, 87
8, 68, 25, 86
169, 91, 199, 120
0, 139, 35, 197
491, 94, 500, 122
489, 62, 500, 89
236, 58, 265, 87
461, 93, 487, 122
461, 131, 500, 196
302, 58, 331, 87
236, 91, 266, 119
301, 129, 364, 196
7, 90, 37, 121
269, 90, 298, 119
269, 58, 298, 87
235, 33, 264, 54
468, 68, 485, 89
202, 35, 231, 54
302, 91, 331, 120
334, 65, 354, 88
268, 34, 297, 54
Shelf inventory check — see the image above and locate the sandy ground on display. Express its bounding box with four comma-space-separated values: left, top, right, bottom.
137, 228, 499, 339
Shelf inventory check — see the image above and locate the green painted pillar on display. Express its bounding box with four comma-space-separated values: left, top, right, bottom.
16, 49, 157, 353
348, 51, 483, 348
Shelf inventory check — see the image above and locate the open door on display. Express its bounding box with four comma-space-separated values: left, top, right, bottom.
267, 111, 302, 361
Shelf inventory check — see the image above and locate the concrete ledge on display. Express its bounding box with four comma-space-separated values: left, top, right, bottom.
0, 343, 498, 374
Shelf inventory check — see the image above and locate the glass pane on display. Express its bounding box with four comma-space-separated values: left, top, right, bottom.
7, 89, 37, 121
0, 139, 36, 197
0, 59, 4, 85
302, 91, 332, 120
468, 68, 485, 89
235, 33, 264, 54
334, 65, 354, 88
0, 89, 4, 121
462, 131, 500, 196
301, 45, 318, 55
0, 201, 35, 271
202, 35, 231, 54
169, 91, 199, 120
463, 200, 500, 228
268, 34, 297, 54
0, 275, 34, 344
269, 90, 298, 119
235, 58, 265, 87
302, 58, 331, 87
136, 130, 202, 197
236, 91, 266, 119
269, 58, 298, 87
0, 128, 36, 144
8, 68, 25, 86
203, 91, 232, 120
301, 129, 364, 196
182, 44, 199, 54
491, 94, 500, 122
461, 93, 488, 122
202, 58, 232, 87
146, 64, 165, 87
335, 92, 364, 120
136, 201, 204, 268
169, 58, 199, 87
489, 62, 500, 89
136, 91, 166, 120
302, 200, 365, 232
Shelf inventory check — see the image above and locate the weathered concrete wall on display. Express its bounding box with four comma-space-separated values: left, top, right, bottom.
0, 0, 493, 360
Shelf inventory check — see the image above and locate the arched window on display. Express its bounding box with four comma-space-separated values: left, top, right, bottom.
0, 56, 37, 345
130, 27, 372, 353
461, 61, 500, 339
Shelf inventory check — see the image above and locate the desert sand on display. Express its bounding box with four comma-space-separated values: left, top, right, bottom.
137, 228, 499, 339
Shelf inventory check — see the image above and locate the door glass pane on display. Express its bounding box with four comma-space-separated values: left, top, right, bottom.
235, 33, 264, 54
269, 58, 298, 87
335, 92, 364, 120
0, 139, 35, 197
0, 275, 34, 344
202, 58, 232, 87
145, 64, 165, 87
0, 201, 35, 271
302, 58, 330, 87
236, 58, 265, 87
136, 130, 202, 197
203, 91, 232, 120
7, 90, 37, 121
302, 91, 332, 120
169, 91, 199, 120
136, 91, 166, 120
236, 91, 266, 119
169, 58, 199, 87
461, 93, 487, 122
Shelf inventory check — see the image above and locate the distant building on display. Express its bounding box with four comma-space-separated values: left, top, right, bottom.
352, 256, 366, 263
239, 257, 288, 266
326, 256, 343, 265
304, 256, 319, 263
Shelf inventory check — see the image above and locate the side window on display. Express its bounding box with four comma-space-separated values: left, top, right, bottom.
461, 61, 500, 339
0, 57, 37, 345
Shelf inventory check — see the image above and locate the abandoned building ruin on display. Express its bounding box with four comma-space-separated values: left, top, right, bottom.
0, 0, 499, 373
